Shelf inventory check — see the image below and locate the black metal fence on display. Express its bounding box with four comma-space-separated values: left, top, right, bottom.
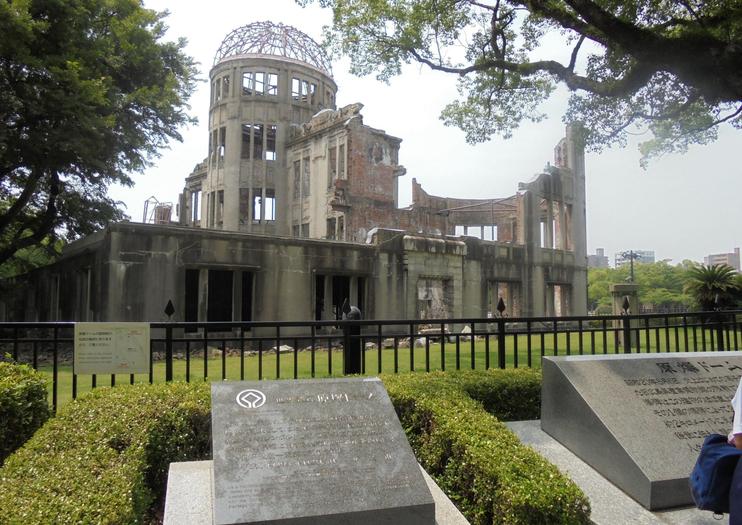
2, 310, 741, 412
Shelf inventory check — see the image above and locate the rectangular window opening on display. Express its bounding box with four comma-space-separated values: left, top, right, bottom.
207, 270, 233, 327
267, 73, 278, 96
222, 75, 230, 98
242, 71, 254, 95
301, 80, 310, 102
338, 144, 345, 179
337, 215, 344, 241
253, 192, 262, 221
252, 124, 263, 160
293, 160, 301, 199
241, 123, 251, 159
302, 155, 310, 196
265, 189, 276, 221
266, 125, 277, 161
255, 72, 265, 95
314, 274, 325, 321
328, 146, 337, 188
191, 190, 201, 222
292, 78, 301, 101
218, 127, 226, 164
326, 217, 336, 240
217, 190, 224, 225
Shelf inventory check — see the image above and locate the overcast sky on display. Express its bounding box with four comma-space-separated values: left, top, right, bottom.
111, 0, 742, 266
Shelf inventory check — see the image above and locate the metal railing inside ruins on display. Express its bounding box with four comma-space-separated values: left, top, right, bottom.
1, 310, 741, 412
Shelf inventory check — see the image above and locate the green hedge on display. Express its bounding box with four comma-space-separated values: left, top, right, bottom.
0, 382, 210, 524
383, 371, 590, 524
0, 361, 50, 464
431, 368, 542, 421
0, 370, 584, 524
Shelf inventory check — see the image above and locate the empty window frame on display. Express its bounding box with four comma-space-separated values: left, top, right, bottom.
292, 78, 301, 101
208, 191, 216, 227
265, 189, 276, 221
210, 129, 217, 165
266, 125, 277, 161
222, 75, 230, 98
293, 160, 301, 198
191, 190, 201, 222
310, 83, 317, 103
207, 270, 233, 323
242, 72, 254, 95
266, 73, 278, 95
252, 191, 262, 221
216, 190, 224, 224
327, 146, 337, 187
218, 126, 226, 163
254, 72, 265, 95
338, 144, 346, 179
301, 80, 310, 102
326, 217, 336, 239
212, 79, 221, 103
241, 124, 251, 159
252, 124, 264, 160
302, 156, 310, 196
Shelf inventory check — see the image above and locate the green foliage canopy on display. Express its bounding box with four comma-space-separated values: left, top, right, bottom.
300, 0, 742, 164
0, 0, 197, 269
683, 263, 740, 311
587, 261, 693, 312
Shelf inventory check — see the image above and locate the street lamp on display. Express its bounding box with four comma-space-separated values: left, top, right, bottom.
618, 250, 640, 282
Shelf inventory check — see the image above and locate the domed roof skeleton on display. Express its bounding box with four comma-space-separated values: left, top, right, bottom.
213, 21, 333, 76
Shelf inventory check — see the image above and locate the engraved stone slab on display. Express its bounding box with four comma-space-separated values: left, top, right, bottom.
211, 378, 435, 525
541, 352, 742, 510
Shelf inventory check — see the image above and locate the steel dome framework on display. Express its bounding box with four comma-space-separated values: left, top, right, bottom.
214, 21, 333, 76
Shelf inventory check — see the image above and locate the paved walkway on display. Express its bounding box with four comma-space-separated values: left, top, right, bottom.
507, 421, 726, 525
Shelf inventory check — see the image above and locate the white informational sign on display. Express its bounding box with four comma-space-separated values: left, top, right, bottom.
74, 323, 150, 375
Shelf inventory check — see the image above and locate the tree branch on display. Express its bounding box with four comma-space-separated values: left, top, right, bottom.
406, 46, 654, 97
0, 169, 44, 234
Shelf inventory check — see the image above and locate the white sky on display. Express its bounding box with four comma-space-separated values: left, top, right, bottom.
111, 0, 742, 266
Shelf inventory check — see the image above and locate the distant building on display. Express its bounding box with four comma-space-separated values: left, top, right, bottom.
615, 250, 655, 268
588, 248, 610, 268
704, 247, 740, 271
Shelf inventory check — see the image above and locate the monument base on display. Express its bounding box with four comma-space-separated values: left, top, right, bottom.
507, 421, 722, 525
163, 461, 470, 525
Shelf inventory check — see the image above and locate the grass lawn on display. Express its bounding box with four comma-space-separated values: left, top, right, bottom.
33, 324, 739, 409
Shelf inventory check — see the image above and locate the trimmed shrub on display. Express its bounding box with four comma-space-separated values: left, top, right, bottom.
383, 372, 590, 525
0, 382, 210, 524
0, 361, 50, 464
435, 368, 542, 421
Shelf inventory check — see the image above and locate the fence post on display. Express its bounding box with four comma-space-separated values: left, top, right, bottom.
715, 311, 726, 351
165, 325, 173, 381
497, 318, 506, 369
343, 306, 362, 375
622, 316, 632, 354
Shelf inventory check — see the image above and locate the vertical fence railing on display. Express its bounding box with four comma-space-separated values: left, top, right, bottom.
1, 311, 741, 412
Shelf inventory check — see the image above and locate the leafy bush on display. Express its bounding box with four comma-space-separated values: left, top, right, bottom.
0, 361, 49, 464
383, 371, 590, 525
435, 369, 541, 421
0, 382, 210, 524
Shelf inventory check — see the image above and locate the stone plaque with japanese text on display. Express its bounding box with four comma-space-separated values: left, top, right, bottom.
541, 352, 742, 510
73, 322, 149, 375
211, 378, 435, 525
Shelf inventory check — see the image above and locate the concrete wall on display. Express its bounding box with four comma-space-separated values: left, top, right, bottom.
2, 221, 588, 323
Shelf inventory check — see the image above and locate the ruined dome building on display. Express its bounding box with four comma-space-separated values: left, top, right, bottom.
3, 22, 587, 324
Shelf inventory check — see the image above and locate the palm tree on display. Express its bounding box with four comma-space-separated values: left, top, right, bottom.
684, 264, 739, 311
